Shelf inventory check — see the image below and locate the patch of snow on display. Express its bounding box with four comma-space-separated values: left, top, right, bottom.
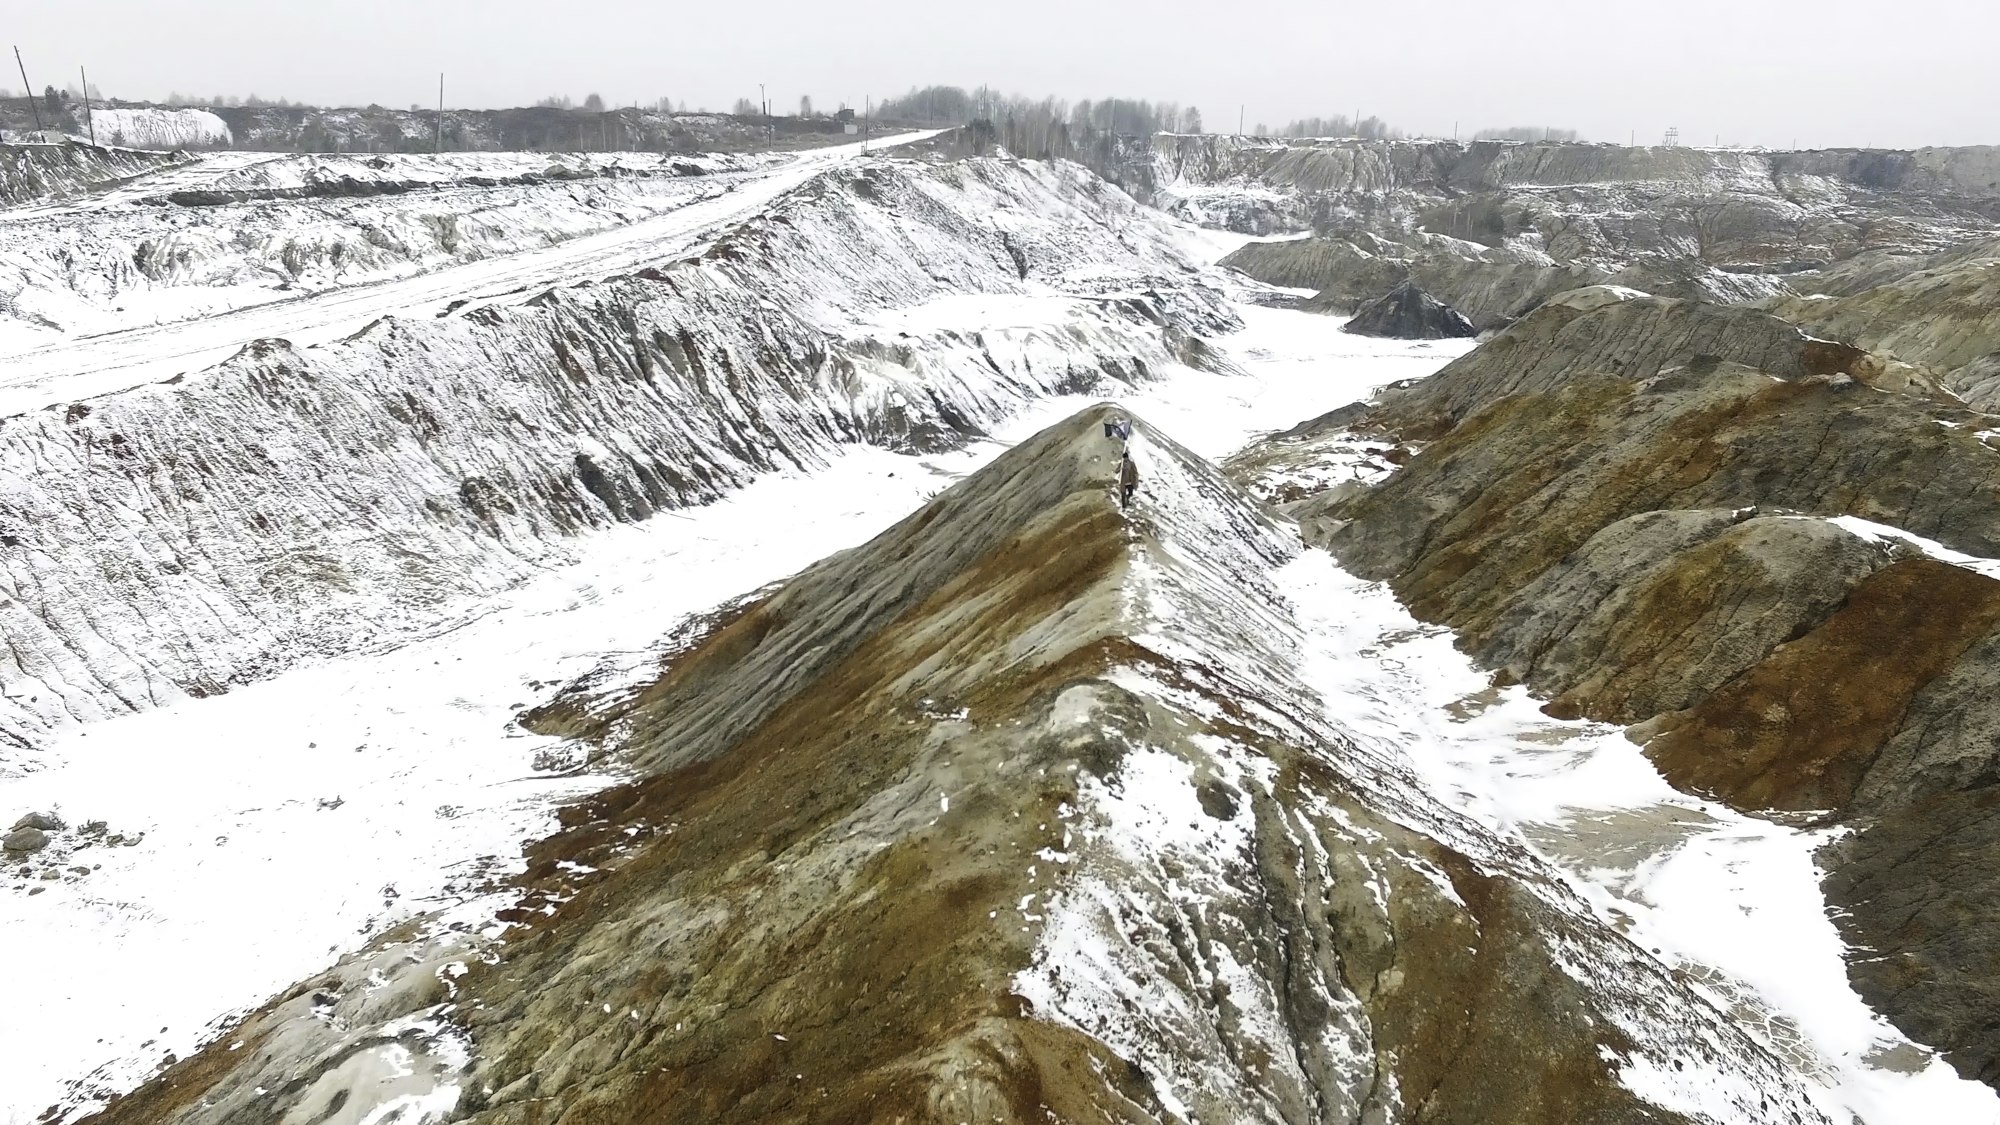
1824, 514, 2000, 578
1545, 283, 1652, 311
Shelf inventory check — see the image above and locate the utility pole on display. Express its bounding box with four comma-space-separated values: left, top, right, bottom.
14, 47, 41, 130
1238, 104, 1244, 136
79, 66, 95, 145
435, 72, 443, 153
862, 95, 869, 153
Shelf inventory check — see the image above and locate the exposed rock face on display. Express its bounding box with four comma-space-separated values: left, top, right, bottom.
1480, 510, 1897, 725
1341, 281, 1476, 339
1230, 291, 2000, 1087
0, 156, 1237, 760
1822, 788, 2000, 1086
1642, 559, 2000, 811
1231, 233, 1612, 330
1319, 334, 2000, 681
1766, 239, 2000, 408
1352, 287, 1935, 442
80, 406, 1835, 1125
1170, 136, 1999, 336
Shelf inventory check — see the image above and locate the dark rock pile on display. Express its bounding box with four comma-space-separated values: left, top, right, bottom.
1341, 281, 1477, 339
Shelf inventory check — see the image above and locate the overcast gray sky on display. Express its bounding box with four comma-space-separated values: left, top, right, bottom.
9, 0, 1997, 149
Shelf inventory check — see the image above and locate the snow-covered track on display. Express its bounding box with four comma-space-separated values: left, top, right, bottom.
0, 134, 939, 413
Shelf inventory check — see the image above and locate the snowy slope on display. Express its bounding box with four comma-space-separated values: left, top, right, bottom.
0, 155, 1233, 761
0, 142, 189, 207
54, 397, 1836, 1125
0, 158, 752, 356
0, 147, 810, 362
4, 135, 1990, 1125
0, 135, 924, 406
1278, 557, 2000, 1125
82, 108, 232, 150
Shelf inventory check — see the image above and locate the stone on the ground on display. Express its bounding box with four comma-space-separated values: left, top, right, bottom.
3, 827, 50, 853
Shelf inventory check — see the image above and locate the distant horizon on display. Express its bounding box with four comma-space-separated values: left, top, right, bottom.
13, 92, 1991, 155
6, 0, 1996, 151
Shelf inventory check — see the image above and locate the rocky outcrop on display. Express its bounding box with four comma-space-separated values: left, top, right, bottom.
1480, 510, 1899, 725
1822, 787, 2000, 1086
1171, 136, 1998, 339
1341, 281, 1476, 339
1234, 289, 2000, 1091
1326, 357, 2000, 657
1640, 559, 2000, 810
1765, 239, 2000, 408
1228, 233, 1610, 329
1350, 288, 1919, 441
78, 405, 1834, 1125
0, 156, 1238, 761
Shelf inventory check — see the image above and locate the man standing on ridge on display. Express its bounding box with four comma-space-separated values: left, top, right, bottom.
1119, 449, 1139, 509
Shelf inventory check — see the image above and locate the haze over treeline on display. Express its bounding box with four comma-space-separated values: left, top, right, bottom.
5, 0, 1996, 149
6, 78, 1560, 153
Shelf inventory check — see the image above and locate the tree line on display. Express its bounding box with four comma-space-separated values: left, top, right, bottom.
1473, 125, 1583, 142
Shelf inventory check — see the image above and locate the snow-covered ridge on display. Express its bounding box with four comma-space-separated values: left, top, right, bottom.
0, 151, 768, 356
127, 149, 766, 203
0, 155, 1235, 762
